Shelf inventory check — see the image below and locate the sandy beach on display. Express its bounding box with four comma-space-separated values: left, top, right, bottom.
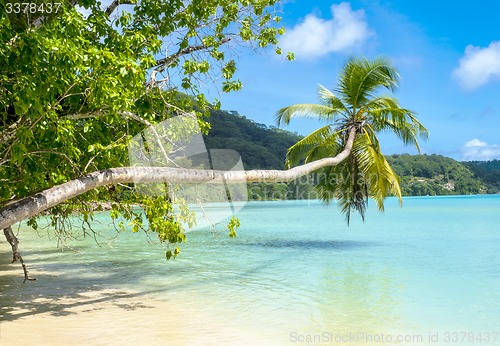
0, 251, 276, 346
1, 251, 171, 345
1, 280, 273, 345
1, 289, 178, 345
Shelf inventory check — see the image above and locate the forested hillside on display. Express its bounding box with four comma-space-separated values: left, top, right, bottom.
203, 109, 302, 169
386, 154, 484, 196
203, 110, 317, 200
205, 109, 500, 197
463, 160, 500, 193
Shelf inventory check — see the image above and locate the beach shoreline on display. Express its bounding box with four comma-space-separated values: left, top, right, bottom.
0, 250, 277, 346
0, 283, 273, 346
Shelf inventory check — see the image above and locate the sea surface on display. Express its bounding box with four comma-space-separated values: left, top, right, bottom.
1, 195, 500, 345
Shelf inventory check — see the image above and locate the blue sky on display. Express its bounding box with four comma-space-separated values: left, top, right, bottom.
217, 0, 500, 161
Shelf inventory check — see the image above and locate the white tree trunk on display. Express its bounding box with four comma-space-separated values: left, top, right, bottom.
0, 128, 356, 230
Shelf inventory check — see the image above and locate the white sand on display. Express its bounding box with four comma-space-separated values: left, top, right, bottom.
0, 251, 276, 346
1, 287, 277, 346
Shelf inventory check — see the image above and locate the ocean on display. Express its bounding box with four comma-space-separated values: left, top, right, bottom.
1, 195, 499, 345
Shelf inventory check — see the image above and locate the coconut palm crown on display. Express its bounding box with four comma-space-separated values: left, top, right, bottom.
276, 57, 429, 223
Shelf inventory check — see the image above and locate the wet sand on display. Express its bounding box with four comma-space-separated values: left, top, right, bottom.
1, 290, 178, 345
0, 284, 272, 346
0, 252, 275, 346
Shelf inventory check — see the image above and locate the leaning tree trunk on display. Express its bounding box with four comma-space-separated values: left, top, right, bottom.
0, 127, 356, 231
1, 127, 356, 278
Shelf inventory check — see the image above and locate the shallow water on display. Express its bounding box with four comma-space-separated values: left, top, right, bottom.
1, 196, 499, 345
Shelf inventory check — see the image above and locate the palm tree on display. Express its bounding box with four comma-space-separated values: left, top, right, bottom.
0, 58, 427, 231
276, 57, 428, 223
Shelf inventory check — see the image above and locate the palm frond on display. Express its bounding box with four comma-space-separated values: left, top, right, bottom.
406, 113, 430, 138
276, 104, 338, 126
338, 57, 400, 110
285, 124, 336, 168
304, 137, 343, 163
314, 140, 369, 224
365, 96, 413, 126
369, 113, 428, 152
362, 95, 428, 152
353, 128, 402, 211
318, 84, 350, 115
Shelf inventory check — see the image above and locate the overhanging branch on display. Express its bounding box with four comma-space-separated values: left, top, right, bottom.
105, 0, 135, 16
154, 38, 231, 73
0, 127, 356, 230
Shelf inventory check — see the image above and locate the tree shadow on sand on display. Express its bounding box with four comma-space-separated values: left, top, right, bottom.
0, 249, 165, 321
0, 243, 290, 322
1, 237, 376, 322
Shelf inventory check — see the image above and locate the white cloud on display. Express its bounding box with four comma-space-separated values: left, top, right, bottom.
453, 41, 500, 90
280, 2, 373, 59
462, 138, 500, 161
465, 138, 487, 147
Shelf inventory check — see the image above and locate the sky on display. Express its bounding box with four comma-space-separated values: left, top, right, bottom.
216, 0, 500, 161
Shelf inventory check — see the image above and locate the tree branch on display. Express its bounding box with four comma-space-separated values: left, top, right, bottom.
0, 117, 24, 146
119, 111, 178, 167
105, 0, 135, 16
154, 38, 231, 73
3, 227, 36, 282
0, 127, 356, 231
64, 110, 179, 167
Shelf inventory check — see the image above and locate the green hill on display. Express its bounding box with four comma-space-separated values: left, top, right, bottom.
387, 154, 484, 196
203, 109, 302, 169
203, 110, 315, 200
463, 160, 500, 193
204, 109, 499, 197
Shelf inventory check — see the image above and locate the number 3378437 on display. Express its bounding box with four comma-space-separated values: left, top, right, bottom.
6, 2, 62, 14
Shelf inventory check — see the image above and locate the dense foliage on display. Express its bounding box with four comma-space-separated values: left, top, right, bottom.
464, 160, 500, 193
387, 154, 484, 196
0, 0, 286, 254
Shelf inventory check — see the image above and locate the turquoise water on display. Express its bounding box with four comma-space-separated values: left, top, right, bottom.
2, 195, 500, 345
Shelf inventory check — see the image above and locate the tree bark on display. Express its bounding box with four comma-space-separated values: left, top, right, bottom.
105, 0, 135, 16
154, 38, 231, 73
0, 127, 356, 232
3, 227, 36, 282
